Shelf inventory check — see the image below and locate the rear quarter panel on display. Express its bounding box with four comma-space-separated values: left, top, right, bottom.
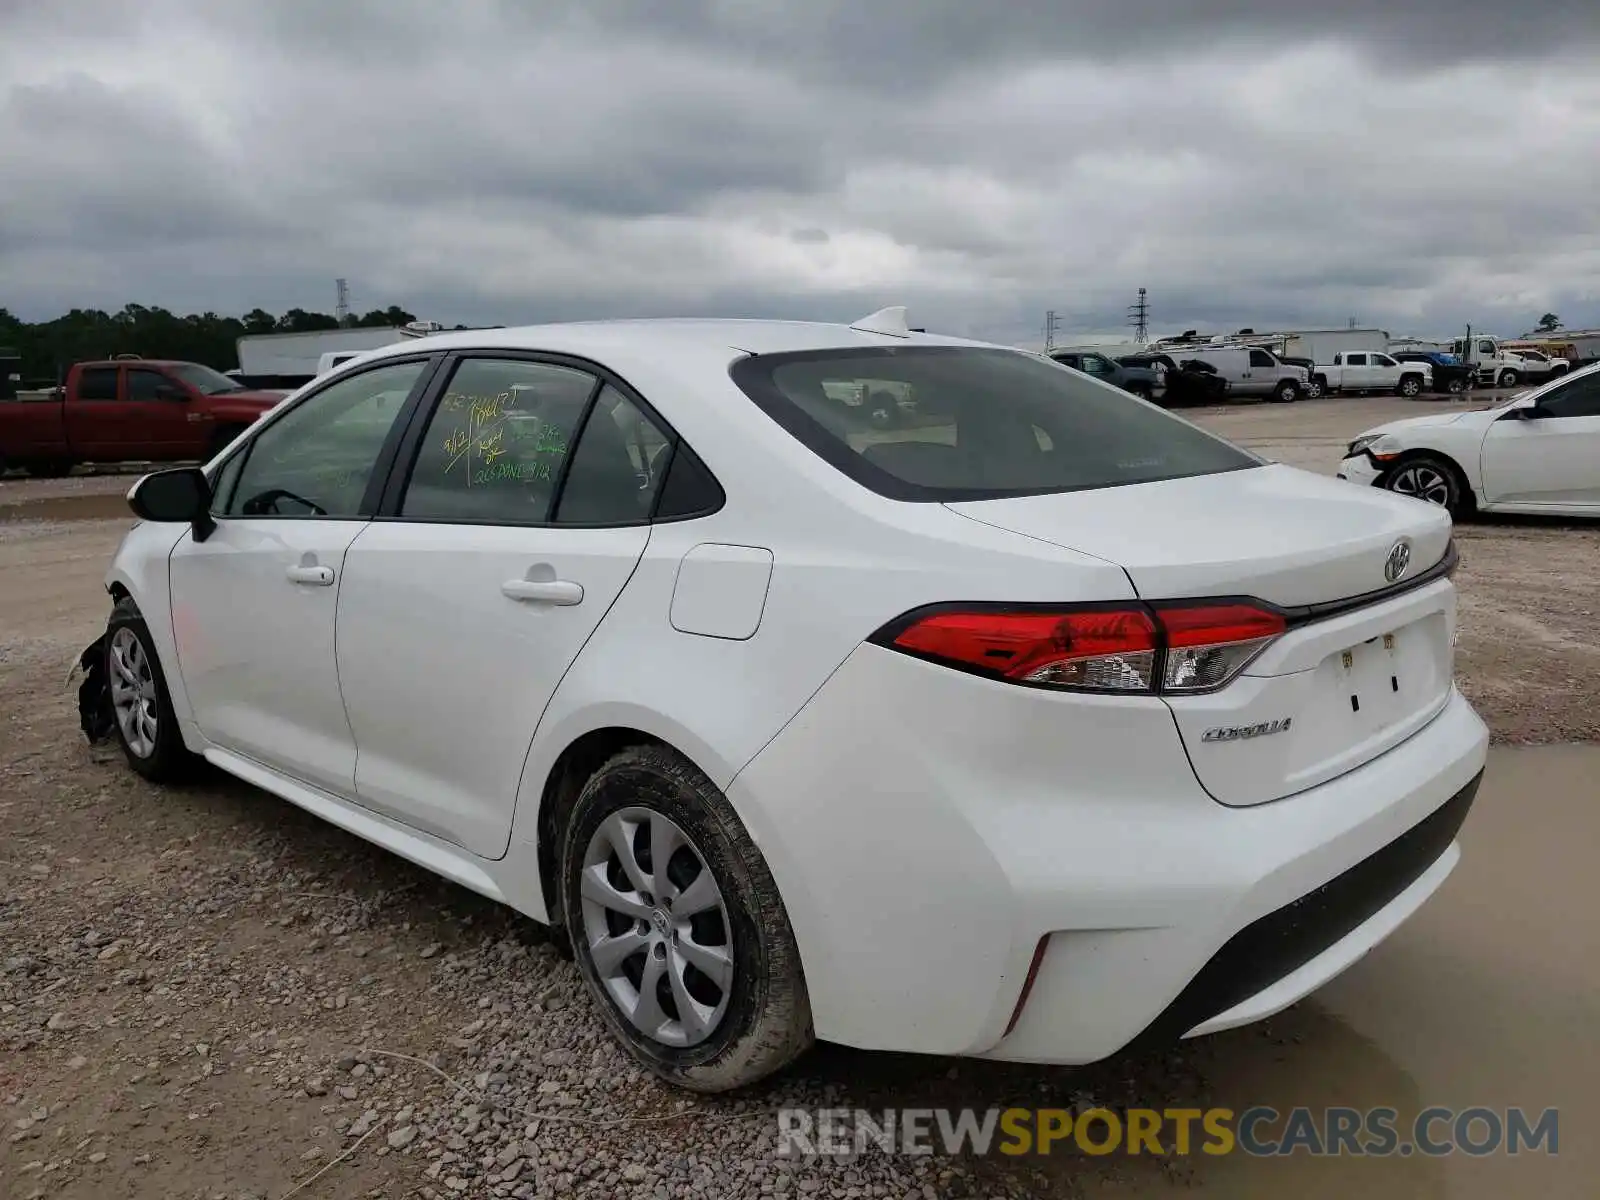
502, 356, 1138, 917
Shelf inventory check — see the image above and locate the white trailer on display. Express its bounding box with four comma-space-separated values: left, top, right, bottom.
1276, 328, 1390, 362
235, 327, 413, 381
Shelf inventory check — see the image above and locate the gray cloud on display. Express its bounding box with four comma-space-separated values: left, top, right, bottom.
2, 0, 1597, 347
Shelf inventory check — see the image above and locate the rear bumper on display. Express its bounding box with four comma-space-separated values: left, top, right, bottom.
729, 645, 1488, 1064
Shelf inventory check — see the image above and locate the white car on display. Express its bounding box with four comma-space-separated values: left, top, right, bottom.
1337, 361, 1600, 518
85, 309, 1488, 1092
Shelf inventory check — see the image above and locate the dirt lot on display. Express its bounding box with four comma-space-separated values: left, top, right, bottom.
2, 401, 1595, 1199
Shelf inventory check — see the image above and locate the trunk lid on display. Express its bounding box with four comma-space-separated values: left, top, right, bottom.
947, 463, 1458, 805
946, 463, 1452, 608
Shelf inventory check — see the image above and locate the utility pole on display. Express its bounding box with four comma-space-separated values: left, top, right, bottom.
335, 278, 351, 326
1044, 310, 1062, 353
1127, 288, 1149, 343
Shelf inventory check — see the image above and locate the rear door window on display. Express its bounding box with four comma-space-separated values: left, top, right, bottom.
730, 346, 1259, 501
77, 367, 119, 401
398, 358, 598, 524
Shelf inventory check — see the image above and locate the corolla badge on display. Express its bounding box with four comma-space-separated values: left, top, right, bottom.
1384, 539, 1413, 584
1201, 718, 1292, 743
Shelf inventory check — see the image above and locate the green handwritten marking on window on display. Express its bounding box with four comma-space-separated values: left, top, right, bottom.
437, 391, 569, 487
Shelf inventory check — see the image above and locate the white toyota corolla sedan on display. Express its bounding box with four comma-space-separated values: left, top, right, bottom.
85, 309, 1488, 1092
1337, 360, 1600, 518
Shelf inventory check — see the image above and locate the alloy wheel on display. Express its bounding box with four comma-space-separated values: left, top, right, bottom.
578, 807, 735, 1049
109, 627, 158, 758
1388, 463, 1453, 507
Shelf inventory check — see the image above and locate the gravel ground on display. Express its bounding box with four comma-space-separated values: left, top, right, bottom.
4, 398, 1597, 1199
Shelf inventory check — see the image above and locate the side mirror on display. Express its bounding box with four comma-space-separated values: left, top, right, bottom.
128, 467, 216, 540
1515, 405, 1546, 420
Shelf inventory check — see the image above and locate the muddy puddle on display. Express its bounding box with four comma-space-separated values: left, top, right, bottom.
0, 491, 134, 522
1048, 742, 1598, 1198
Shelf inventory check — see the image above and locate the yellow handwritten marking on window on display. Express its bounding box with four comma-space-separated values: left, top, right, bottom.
477, 429, 506, 465
443, 428, 471, 461
437, 396, 570, 486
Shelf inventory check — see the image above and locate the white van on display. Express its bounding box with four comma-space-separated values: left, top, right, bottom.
1171, 346, 1307, 402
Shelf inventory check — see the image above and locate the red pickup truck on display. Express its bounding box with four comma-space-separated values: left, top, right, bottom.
0, 359, 287, 477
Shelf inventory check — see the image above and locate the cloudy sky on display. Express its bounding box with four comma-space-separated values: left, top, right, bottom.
3, 0, 1598, 348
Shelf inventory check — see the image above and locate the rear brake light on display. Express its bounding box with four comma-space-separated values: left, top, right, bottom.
876, 601, 1285, 695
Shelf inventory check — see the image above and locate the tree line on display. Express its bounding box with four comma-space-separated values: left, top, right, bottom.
0, 304, 422, 385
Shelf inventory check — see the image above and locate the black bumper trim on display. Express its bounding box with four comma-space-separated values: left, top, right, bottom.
1125, 769, 1482, 1052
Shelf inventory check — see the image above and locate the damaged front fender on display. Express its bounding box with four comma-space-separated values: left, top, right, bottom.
73, 630, 116, 744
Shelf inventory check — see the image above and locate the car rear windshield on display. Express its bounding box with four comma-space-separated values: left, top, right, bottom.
728, 346, 1260, 501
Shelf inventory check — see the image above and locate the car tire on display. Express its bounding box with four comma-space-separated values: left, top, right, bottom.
1397, 375, 1423, 398
1127, 383, 1153, 402
105, 596, 197, 783
560, 744, 814, 1093
1497, 369, 1520, 389
1446, 377, 1466, 394
23, 459, 75, 478
1303, 377, 1325, 400
1379, 455, 1469, 518
1270, 380, 1301, 403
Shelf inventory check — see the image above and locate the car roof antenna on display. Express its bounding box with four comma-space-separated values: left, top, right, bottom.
850, 306, 912, 338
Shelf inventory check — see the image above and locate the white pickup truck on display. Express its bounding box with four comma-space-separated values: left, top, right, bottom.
1313, 351, 1432, 398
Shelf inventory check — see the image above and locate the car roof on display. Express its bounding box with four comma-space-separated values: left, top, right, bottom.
80, 359, 198, 369
360, 317, 995, 365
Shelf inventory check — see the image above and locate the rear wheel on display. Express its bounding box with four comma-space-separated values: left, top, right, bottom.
23, 459, 74, 478
1380, 455, 1469, 518
561, 744, 813, 1092
1445, 376, 1466, 394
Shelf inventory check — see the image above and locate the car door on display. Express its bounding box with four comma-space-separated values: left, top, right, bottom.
1343, 352, 1370, 389
125, 367, 202, 456
167, 356, 438, 795
334, 355, 673, 857
1369, 352, 1400, 390
62, 365, 123, 458
1247, 349, 1280, 392
1479, 370, 1600, 510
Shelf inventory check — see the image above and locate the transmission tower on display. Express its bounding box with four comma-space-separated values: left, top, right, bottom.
1127, 288, 1149, 343
1044, 310, 1062, 353
335, 278, 351, 326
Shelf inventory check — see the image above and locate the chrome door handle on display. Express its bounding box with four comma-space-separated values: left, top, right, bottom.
286, 564, 335, 586
501, 578, 583, 605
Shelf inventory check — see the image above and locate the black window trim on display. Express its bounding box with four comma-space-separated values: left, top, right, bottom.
206, 351, 448, 522
373, 348, 724, 530
728, 344, 1262, 503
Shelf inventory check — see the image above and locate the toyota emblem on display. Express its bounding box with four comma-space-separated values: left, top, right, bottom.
1384, 540, 1412, 584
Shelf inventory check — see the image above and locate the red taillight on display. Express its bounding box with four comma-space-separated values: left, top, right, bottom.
890, 607, 1159, 692
877, 600, 1285, 695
